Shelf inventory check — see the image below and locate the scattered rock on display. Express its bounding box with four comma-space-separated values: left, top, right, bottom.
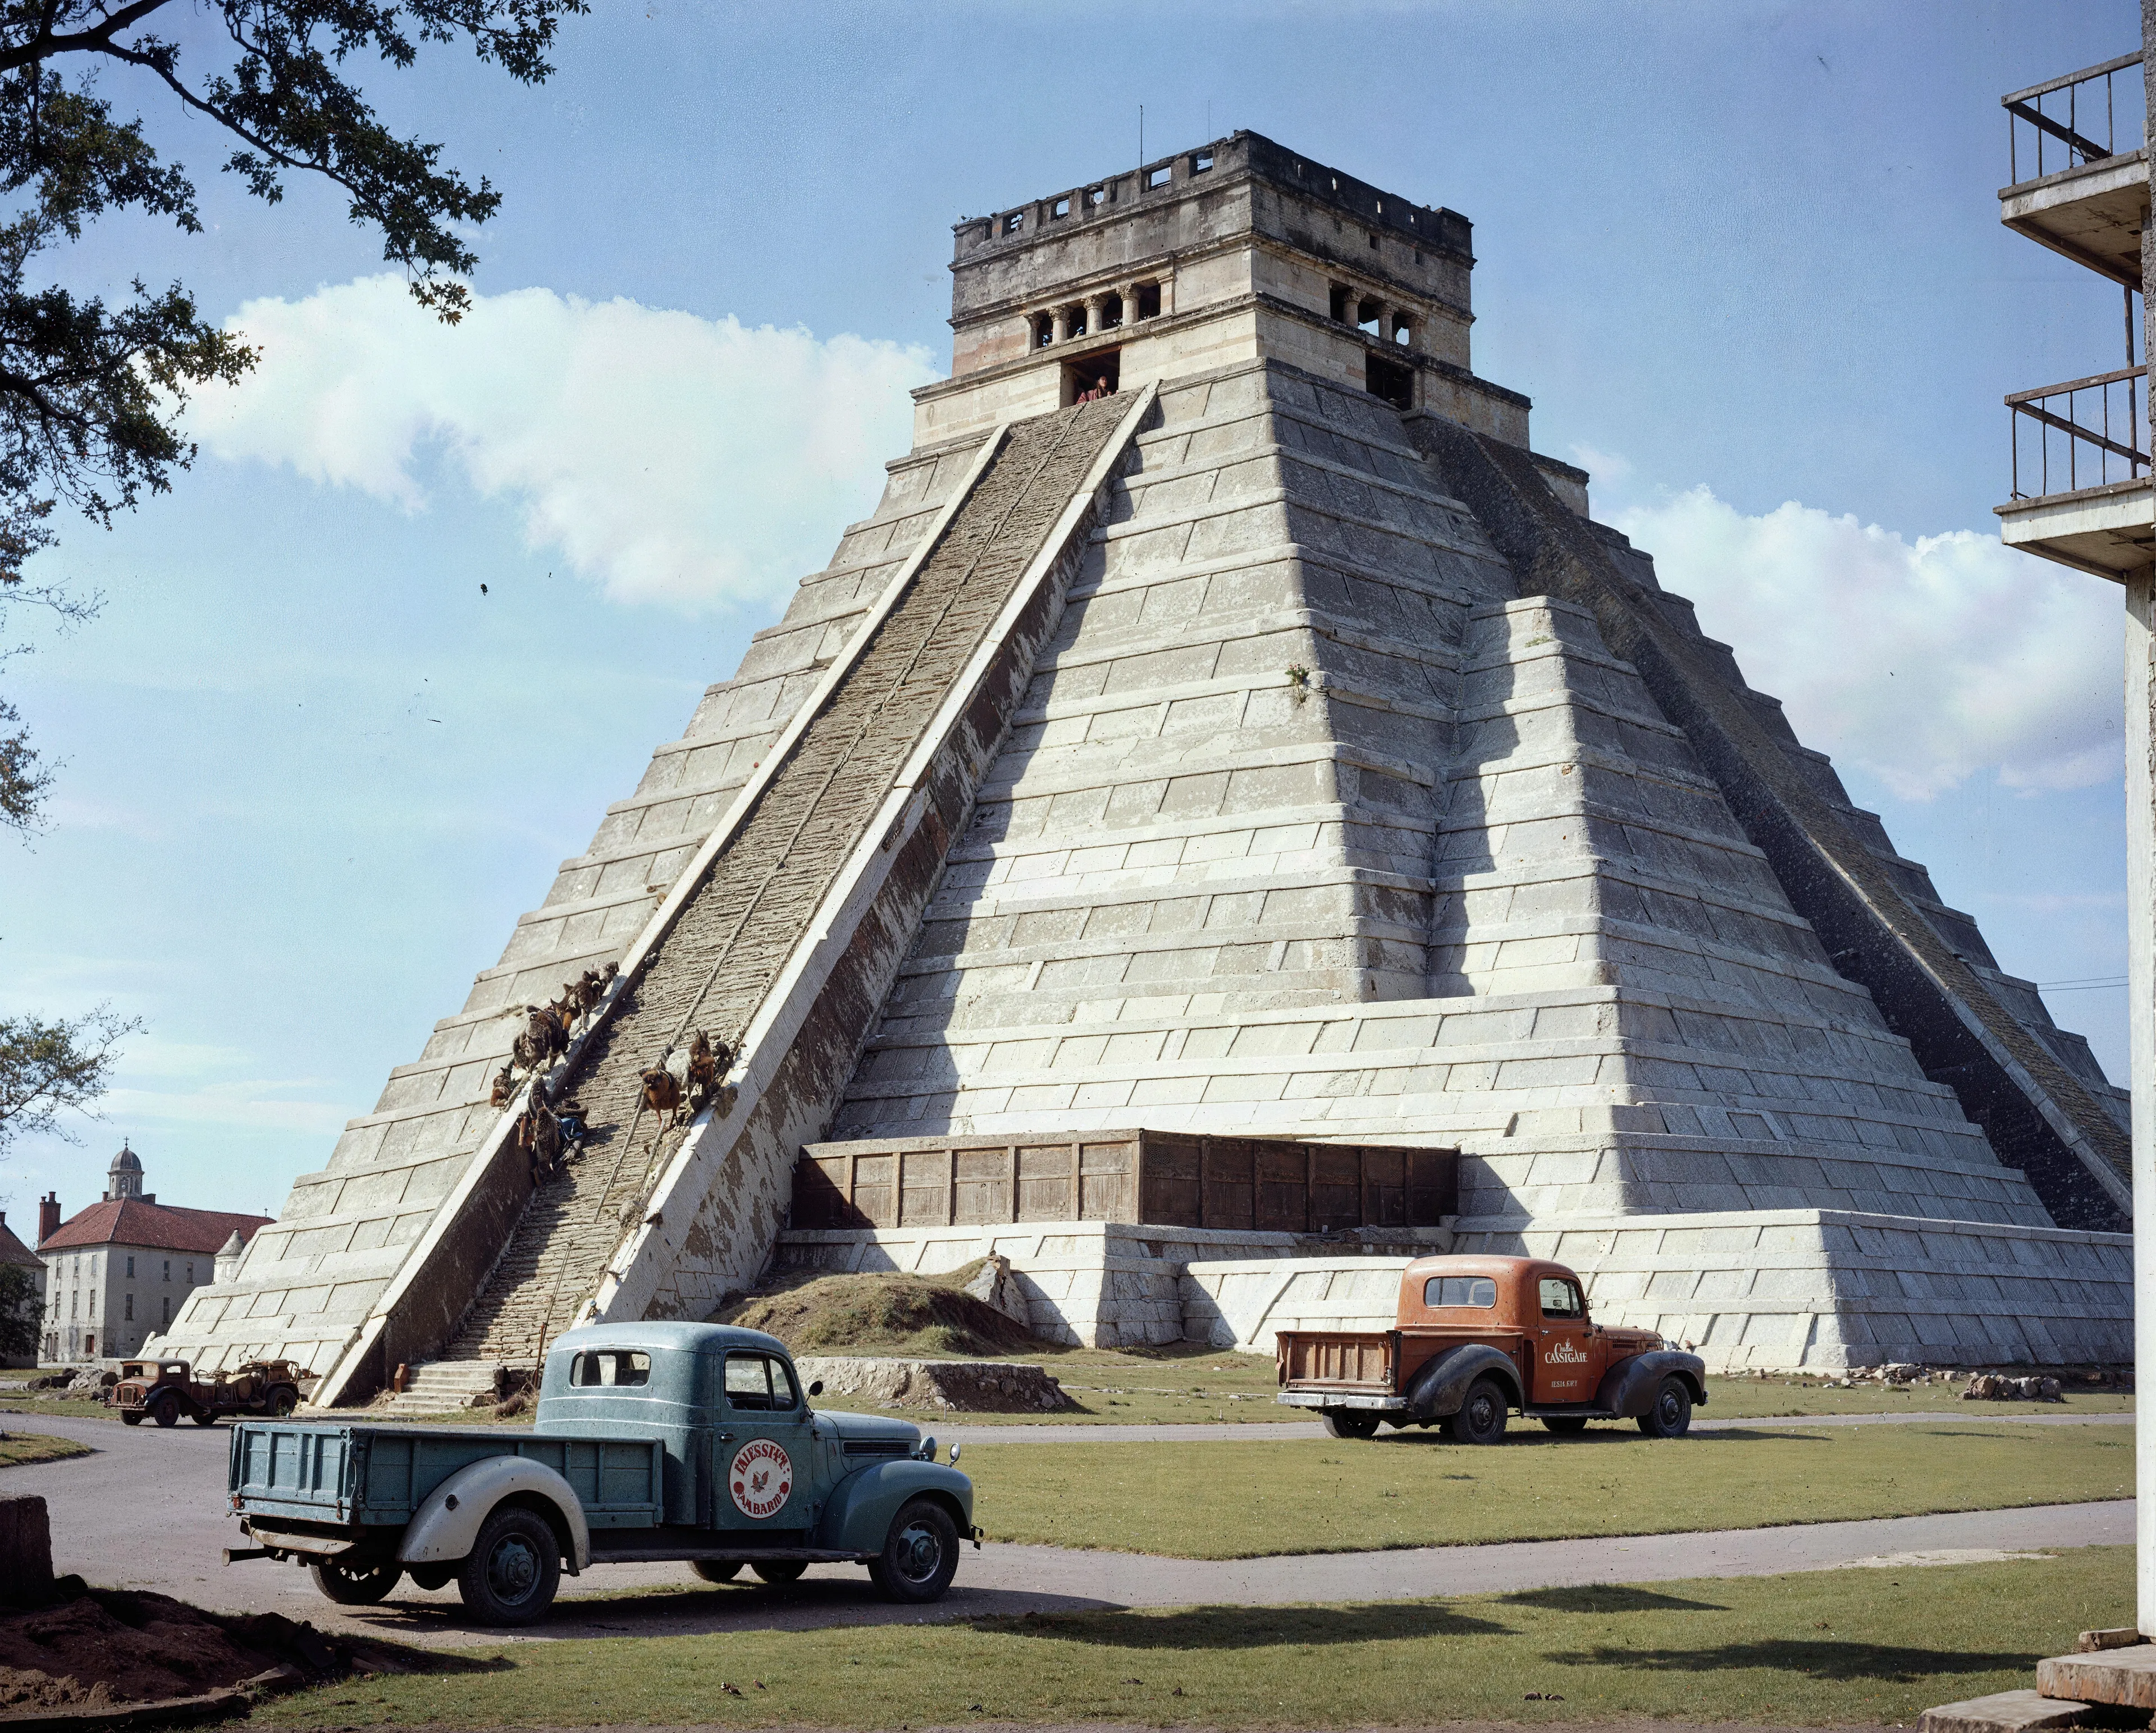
959, 1253, 1032, 1331
1963, 1373, 2063, 1402
793, 1356, 1075, 1412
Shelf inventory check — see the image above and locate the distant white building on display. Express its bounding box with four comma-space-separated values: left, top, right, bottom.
37, 1143, 273, 1364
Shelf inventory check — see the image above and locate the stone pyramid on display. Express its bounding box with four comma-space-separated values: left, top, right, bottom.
153, 132, 2130, 1395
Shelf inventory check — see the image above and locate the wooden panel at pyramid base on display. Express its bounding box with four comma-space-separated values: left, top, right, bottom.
792, 1128, 1459, 1233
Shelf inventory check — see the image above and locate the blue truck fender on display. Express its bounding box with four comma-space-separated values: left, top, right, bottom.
813, 1458, 976, 1556
1594, 1350, 1710, 1418
397, 1455, 592, 1574
1404, 1343, 1524, 1420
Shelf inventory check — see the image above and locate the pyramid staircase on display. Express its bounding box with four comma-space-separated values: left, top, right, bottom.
332, 390, 1149, 1397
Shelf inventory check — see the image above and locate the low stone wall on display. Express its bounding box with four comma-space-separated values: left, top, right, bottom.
774, 1222, 1413, 1347
794, 1356, 1073, 1412
1180, 1256, 1412, 1352
1451, 1209, 2134, 1369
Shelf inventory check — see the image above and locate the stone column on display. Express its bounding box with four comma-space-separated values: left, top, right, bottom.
1085, 295, 1107, 336
2131, 572, 2155, 1632
2136, 0, 2155, 1637
1053, 306, 1074, 343
1120, 282, 1140, 323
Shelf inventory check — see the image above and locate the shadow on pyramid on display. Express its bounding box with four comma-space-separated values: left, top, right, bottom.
152, 133, 2130, 1403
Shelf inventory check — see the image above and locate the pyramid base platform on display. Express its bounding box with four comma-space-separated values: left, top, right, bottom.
773, 1205, 2130, 1369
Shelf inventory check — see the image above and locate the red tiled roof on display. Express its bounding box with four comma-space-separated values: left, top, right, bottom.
0, 1217, 39, 1271
38, 1198, 273, 1256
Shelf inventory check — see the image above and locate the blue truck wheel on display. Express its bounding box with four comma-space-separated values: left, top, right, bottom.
869, 1498, 960, 1604
309, 1558, 403, 1605
457, 1506, 561, 1626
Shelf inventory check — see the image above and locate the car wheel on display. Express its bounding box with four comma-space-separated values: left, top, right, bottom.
868, 1497, 961, 1604
1321, 1409, 1381, 1440
751, 1559, 807, 1585
408, 1565, 454, 1592
269, 1388, 299, 1418
120, 1412, 142, 1426
1442, 1377, 1510, 1446
1637, 1375, 1694, 1439
150, 1394, 180, 1429
309, 1557, 404, 1605
191, 1411, 219, 1427
457, 1506, 561, 1626
691, 1559, 742, 1584
1541, 1415, 1589, 1436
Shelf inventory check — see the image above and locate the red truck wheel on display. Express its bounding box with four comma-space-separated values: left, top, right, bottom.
1443, 1378, 1510, 1446
1637, 1376, 1693, 1439
191, 1411, 219, 1427
1321, 1410, 1380, 1440
150, 1394, 181, 1429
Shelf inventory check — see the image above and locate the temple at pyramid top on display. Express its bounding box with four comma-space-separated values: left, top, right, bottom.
150, 132, 2133, 1400
912, 130, 1580, 509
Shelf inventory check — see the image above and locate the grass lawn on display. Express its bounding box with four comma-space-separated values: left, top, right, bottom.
259, 1545, 2132, 1730
808, 1352, 2131, 1429
0, 1430, 90, 1467
960, 1421, 2133, 1557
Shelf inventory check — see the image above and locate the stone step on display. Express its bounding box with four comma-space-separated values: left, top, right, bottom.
435, 400, 1129, 1371
2036, 1646, 2156, 1707
1917, 1691, 2090, 1733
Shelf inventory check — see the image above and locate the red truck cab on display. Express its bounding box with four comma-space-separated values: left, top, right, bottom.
1275, 1254, 1706, 1443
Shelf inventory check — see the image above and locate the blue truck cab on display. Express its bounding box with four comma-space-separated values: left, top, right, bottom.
225, 1323, 977, 1625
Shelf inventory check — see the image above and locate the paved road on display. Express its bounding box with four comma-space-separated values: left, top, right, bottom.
1, 1409, 2128, 1648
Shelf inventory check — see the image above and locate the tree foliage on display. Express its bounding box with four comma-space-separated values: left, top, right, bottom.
0, 1003, 138, 1159
0, 1261, 35, 1358
0, 0, 583, 835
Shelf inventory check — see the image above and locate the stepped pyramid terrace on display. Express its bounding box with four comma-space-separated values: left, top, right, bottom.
151, 132, 2134, 1402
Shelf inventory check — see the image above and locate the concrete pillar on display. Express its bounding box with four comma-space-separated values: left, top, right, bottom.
2131, 576, 2155, 1633
2136, 0, 2155, 1635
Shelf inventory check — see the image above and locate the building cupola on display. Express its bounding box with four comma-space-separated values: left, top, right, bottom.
104, 1138, 143, 1202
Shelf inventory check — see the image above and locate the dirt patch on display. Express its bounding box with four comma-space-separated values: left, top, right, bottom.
0, 1585, 488, 1713
719, 1265, 1044, 1359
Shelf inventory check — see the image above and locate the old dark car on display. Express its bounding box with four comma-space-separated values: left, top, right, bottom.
111, 1358, 303, 1428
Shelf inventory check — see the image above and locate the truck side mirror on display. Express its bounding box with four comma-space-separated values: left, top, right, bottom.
807, 1379, 824, 1397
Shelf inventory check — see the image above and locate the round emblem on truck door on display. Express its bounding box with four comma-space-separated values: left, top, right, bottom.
729, 1439, 793, 1520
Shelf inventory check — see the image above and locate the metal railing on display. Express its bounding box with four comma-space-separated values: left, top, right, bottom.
2005, 51, 2145, 184
2008, 364, 2148, 499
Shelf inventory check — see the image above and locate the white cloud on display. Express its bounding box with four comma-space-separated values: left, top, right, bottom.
1612, 487, 2122, 801
188, 275, 938, 612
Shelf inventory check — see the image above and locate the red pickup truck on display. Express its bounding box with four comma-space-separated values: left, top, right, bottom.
1275, 1254, 1707, 1443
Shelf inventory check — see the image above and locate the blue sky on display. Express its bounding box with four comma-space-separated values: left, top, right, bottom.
0, 0, 2141, 1224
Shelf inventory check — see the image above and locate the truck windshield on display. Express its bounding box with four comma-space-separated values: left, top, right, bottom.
1423, 1276, 1496, 1309
723, 1351, 799, 1412
570, 1350, 651, 1388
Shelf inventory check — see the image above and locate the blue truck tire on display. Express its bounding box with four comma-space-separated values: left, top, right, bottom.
457, 1505, 561, 1625
869, 1497, 960, 1603
310, 1558, 403, 1604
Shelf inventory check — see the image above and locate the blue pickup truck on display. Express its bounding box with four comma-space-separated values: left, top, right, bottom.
224, 1322, 977, 1625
